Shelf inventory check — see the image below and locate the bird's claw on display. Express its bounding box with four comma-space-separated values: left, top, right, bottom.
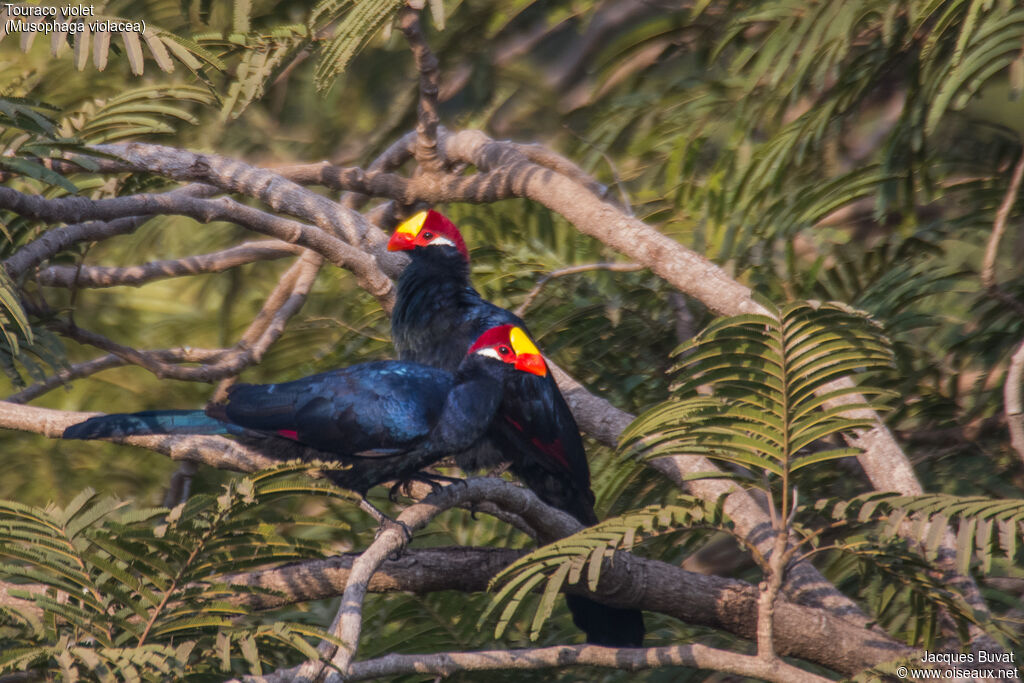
389, 471, 465, 500
376, 517, 412, 560
375, 515, 412, 543
357, 496, 412, 558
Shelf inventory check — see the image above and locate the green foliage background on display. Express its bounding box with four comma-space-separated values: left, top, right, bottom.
2, 0, 1024, 678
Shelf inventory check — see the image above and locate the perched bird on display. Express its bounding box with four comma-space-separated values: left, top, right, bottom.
388, 209, 645, 647
63, 324, 546, 504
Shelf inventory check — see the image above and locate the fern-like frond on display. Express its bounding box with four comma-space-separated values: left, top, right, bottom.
825, 542, 998, 648
819, 492, 1024, 575
622, 300, 894, 488
0, 10, 225, 76
220, 26, 308, 120
0, 463, 354, 679
312, 0, 406, 93
60, 85, 217, 143
481, 497, 731, 640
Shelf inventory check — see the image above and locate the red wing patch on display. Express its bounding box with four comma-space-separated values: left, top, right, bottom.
277, 429, 300, 441
504, 416, 569, 470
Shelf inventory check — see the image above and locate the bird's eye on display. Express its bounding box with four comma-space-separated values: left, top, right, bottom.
422, 231, 434, 240
498, 346, 511, 355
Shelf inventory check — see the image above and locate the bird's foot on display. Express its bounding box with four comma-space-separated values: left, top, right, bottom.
358, 497, 413, 549
376, 516, 413, 550
388, 471, 465, 500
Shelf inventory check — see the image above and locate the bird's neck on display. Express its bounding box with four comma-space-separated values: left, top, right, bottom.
392, 249, 477, 365
396, 250, 473, 308
404, 248, 470, 285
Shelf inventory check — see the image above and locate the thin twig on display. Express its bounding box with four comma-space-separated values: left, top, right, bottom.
210, 250, 322, 402
5, 349, 229, 403
981, 149, 1024, 293
341, 643, 833, 683
514, 262, 644, 316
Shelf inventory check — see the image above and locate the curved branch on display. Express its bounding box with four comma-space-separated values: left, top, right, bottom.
0, 185, 393, 311
35, 240, 304, 288
3, 184, 219, 279
241, 479, 911, 680
1005, 338, 1024, 478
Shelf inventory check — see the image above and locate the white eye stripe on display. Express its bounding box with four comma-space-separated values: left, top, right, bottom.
431, 236, 456, 248
475, 347, 502, 361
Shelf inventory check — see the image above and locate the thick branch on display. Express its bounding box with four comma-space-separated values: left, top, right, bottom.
399, 7, 443, 173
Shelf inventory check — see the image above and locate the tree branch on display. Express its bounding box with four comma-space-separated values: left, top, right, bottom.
0, 400, 279, 472
6, 350, 223, 404
2, 184, 219, 279
1006, 338, 1024, 462
0, 184, 393, 311
981, 149, 1024, 296
230, 480, 910, 681
35, 240, 304, 288
399, 7, 443, 174
89, 142, 382, 250
342, 643, 833, 683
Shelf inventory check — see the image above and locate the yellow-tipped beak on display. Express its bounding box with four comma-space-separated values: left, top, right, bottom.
509, 327, 547, 376
387, 211, 428, 251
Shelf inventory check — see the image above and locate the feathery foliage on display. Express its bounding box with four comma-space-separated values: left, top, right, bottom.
622, 299, 895, 490
0, 463, 352, 680
481, 497, 730, 640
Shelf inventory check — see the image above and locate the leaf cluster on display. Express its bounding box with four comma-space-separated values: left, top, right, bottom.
0, 463, 353, 680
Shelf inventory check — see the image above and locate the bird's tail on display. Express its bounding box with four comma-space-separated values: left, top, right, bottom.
566, 594, 645, 647
63, 410, 231, 440
512, 470, 647, 646
564, 497, 645, 647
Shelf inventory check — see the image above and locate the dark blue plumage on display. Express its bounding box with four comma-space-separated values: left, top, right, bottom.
388, 210, 645, 647
64, 335, 525, 495
222, 362, 454, 455
63, 409, 239, 439
391, 229, 596, 522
